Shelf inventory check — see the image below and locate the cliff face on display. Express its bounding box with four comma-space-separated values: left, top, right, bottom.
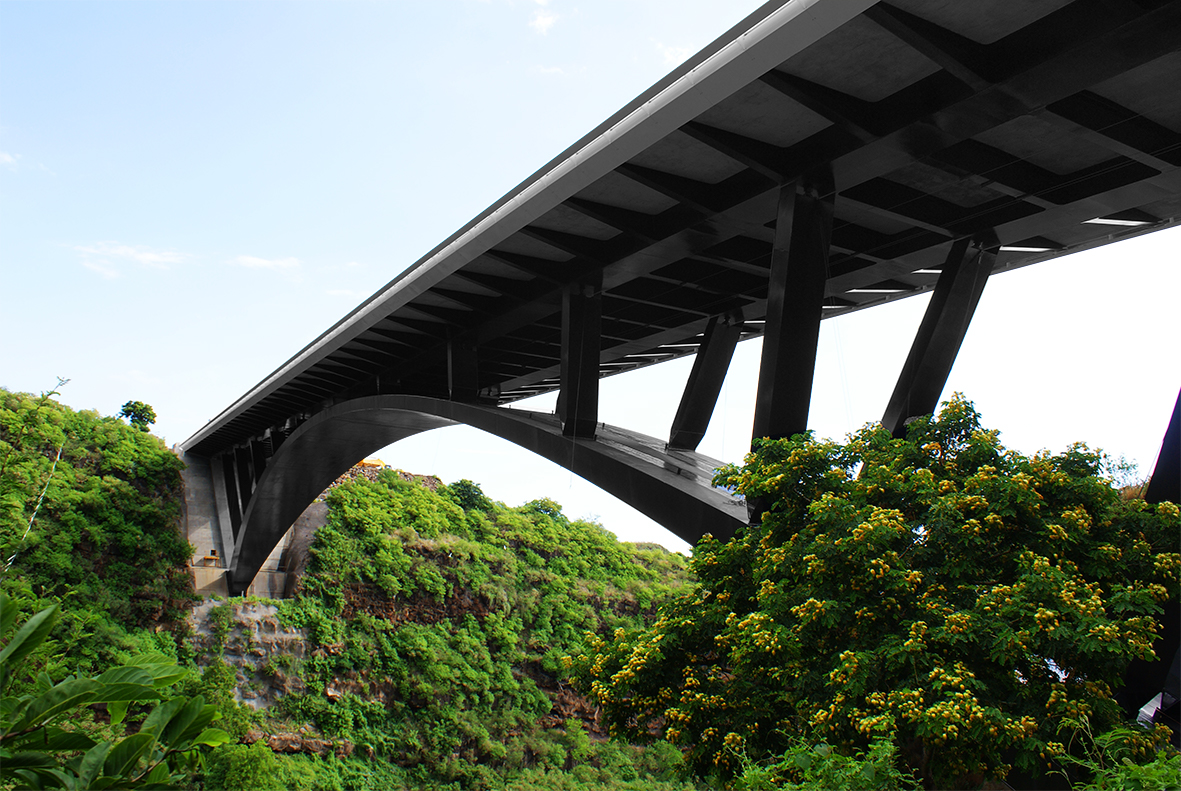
190, 599, 309, 710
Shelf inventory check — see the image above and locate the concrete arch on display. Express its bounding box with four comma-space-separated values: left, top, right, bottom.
226, 395, 745, 593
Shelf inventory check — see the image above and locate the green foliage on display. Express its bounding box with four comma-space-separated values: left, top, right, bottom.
204, 740, 282, 791
0, 388, 193, 677
274, 471, 696, 788
447, 479, 494, 513
118, 401, 157, 432
570, 395, 1180, 789
731, 736, 918, 790
1051, 716, 1181, 790
0, 594, 231, 789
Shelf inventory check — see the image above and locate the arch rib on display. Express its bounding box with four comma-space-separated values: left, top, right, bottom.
224, 395, 745, 594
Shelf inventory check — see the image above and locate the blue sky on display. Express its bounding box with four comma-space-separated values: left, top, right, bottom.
3, 1, 1178, 552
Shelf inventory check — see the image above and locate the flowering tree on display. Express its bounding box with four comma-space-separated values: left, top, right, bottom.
568, 396, 1179, 789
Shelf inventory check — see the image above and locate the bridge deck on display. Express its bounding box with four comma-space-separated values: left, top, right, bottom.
184, 0, 1181, 465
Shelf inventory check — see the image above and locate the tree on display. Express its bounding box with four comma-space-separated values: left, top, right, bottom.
118, 401, 156, 432
0, 594, 231, 788
568, 395, 1180, 789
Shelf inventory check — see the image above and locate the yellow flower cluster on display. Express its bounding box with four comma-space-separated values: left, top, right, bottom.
758, 578, 778, 600
1059, 505, 1092, 534
1034, 607, 1061, 633
904, 620, 928, 651
1154, 552, 1181, 576
944, 611, 970, 634
791, 597, 827, 623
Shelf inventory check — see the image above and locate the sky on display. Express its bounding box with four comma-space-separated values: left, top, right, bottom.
2, 0, 1178, 554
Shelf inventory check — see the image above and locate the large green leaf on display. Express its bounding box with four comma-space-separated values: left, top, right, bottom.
93, 682, 161, 704
12, 677, 100, 732
143, 761, 172, 784
0, 749, 58, 772
171, 704, 223, 749
137, 697, 184, 738
103, 731, 155, 779
6, 726, 97, 752
0, 605, 58, 678
95, 666, 154, 686
158, 695, 204, 752
75, 740, 112, 791
120, 657, 186, 689
0, 593, 16, 640
189, 726, 232, 748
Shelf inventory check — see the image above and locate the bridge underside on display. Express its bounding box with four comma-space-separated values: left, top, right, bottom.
191, 395, 745, 594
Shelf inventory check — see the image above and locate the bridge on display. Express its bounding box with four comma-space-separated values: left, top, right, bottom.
179, 0, 1181, 596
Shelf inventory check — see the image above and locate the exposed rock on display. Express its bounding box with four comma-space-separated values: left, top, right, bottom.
244, 729, 355, 758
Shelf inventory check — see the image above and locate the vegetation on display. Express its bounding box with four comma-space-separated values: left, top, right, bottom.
569, 395, 1180, 789
4, 386, 1177, 790
117, 401, 157, 432
268, 471, 700, 789
0, 387, 193, 679
0, 594, 231, 789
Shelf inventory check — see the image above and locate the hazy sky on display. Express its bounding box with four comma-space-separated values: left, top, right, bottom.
3, 1, 1178, 553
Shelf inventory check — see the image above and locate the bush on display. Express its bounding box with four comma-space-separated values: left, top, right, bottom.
570, 395, 1180, 789
204, 741, 282, 791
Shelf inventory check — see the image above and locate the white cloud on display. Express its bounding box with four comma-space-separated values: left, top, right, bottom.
529, 8, 558, 34
535, 65, 566, 75
232, 255, 301, 270
0, 152, 16, 168
653, 40, 691, 66
75, 242, 185, 269
80, 259, 121, 279
74, 241, 187, 277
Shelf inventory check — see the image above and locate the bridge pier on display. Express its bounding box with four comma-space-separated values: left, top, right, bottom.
752, 167, 835, 442
668, 314, 743, 451
882, 232, 998, 438
559, 272, 603, 438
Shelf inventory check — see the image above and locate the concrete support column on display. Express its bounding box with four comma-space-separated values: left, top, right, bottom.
881, 232, 997, 438
250, 439, 268, 484
751, 167, 835, 442
448, 339, 479, 402
233, 446, 255, 515
559, 271, 603, 438
669, 314, 742, 451
220, 452, 244, 541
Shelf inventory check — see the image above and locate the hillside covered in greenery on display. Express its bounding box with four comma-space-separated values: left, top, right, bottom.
0, 388, 702, 789
0, 387, 193, 676
2, 388, 1178, 790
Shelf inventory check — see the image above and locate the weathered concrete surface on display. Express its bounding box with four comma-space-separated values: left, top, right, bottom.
281, 502, 328, 598
177, 450, 223, 565
180, 447, 329, 598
